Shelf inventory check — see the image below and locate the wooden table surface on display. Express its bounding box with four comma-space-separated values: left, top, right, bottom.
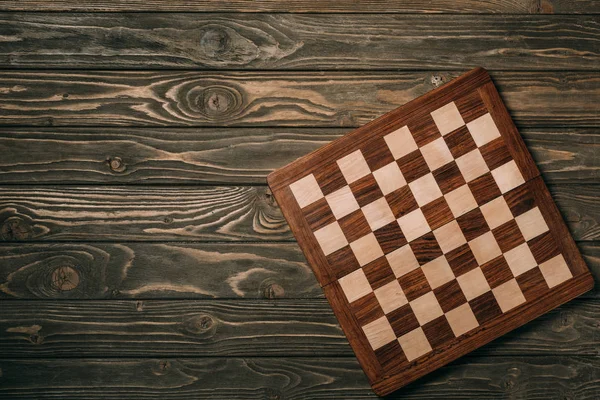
0, 2, 598, 399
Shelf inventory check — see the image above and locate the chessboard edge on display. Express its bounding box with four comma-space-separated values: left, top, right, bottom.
266, 66, 491, 192
370, 271, 594, 396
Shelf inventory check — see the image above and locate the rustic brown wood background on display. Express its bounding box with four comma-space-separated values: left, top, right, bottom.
0, 1, 598, 398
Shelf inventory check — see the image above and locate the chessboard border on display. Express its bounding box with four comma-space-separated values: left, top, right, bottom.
266, 68, 594, 396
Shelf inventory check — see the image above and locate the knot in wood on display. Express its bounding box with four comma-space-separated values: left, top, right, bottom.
262, 283, 285, 299
1, 217, 33, 241
51, 266, 80, 291
200, 28, 232, 58
430, 74, 446, 88
182, 314, 216, 336
152, 360, 171, 376
107, 156, 126, 173
29, 333, 44, 345
192, 85, 242, 120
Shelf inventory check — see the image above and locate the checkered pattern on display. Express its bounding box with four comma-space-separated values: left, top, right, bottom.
288, 94, 573, 368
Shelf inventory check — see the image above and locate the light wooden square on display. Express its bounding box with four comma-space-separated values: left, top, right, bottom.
386, 244, 420, 278
455, 148, 489, 182
325, 185, 360, 220
314, 221, 348, 256
466, 113, 501, 147
491, 160, 525, 194
539, 254, 573, 288
384, 125, 418, 160
456, 267, 491, 301
337, 149, 371, 184
289, 174, 324, 208
409, 173, 443, 207
373, 162, 406, 195
421, 256, 455, 289
515, 207, 549, 241
445, 303, 479, 337
362, 316, 396, 350
468, 231, 502, 265
362, 197, 396, 231
492, 279, 526, 312
350, 232, 384, 266
339, 268, 372, 303
480, 196, 513, 230
504, 242, 537, 277
433, 220, 467, 254
445, 184, 478, 218
410, 291, 444, 325
374, 280, 408, 314
397, 208, 431, 242
420, 137, 454, 171
430, 102, 465, 136
398, 327, 432, 362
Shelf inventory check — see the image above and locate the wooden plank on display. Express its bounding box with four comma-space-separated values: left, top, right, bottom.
0, 184, 598, 242
0, 298, 597, 358
0, 71, 598, 127
0, 127, 596, 185
0, 0, 595, 13
0, 241, 598, 300
1, 14, 599, 70
0, 243, 320, 299
0, 356, 599, 399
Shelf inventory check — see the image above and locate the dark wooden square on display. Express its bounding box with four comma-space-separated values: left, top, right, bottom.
351, 292, 385, 326
528, 232, 561, 265
398, 268, 432, 301
446, 243, 479, 277
303, 197, 335, 231
409, 232, 443, 266
492, 219, 526, 253
516, 267, 550, 303
470, 291, 503, 325
480, 255, 514, 288
421, 197, 454, 230
468, 172, 502, 206
397, 150, 430, 183
433, 279, 468, 313
456, 208, 490, 242
314, 161, 347, 195
388, 304, 420, 337
480, 137, 512, 171
363, 256, 396, 290
454, 89, 488, 124
432, 161, 467, 194
444, 126, 477, 159
338, 209, 371, 243
374, 221, 407, 254
407, 114, 441, 147
385, 186, 418, 218
362, 136, 396, 172
374, 339, 407, 370
326, 246, 360, 279
350, 174, 383, 207
504, 184, 535, 217
422, 316, 456, 348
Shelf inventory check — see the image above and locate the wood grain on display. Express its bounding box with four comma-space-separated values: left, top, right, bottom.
1, 356, 599, 399
1, 14, 599, 70
0, 0, 594, 13
0, 243, 319, 299
1, 241, 598, 300
2, 127, 595, 184
0, 298, 596, 357
0, 184, 597, 242
0, 71, 598, 127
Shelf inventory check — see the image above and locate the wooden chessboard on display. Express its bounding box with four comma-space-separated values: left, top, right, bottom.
266, 68, 594, 396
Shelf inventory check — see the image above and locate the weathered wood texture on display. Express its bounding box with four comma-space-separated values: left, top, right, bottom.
1, 356, 599, 399
1, 242, 598, 300
0, 0, 595, 13
0, 71, 598, 127
1, 14, 599, 70
0, 184, 597, 242
0, 298, 597, 357
0, 127, 597, 184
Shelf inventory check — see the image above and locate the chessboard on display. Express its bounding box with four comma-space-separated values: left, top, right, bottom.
266, 67, 593, 396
